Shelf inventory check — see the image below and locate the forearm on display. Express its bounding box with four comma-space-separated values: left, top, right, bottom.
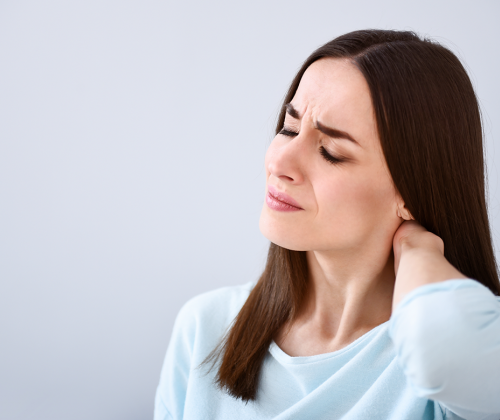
392, 246, 468, 312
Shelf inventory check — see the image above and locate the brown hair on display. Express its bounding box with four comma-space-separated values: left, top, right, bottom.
203, 29, 500, 401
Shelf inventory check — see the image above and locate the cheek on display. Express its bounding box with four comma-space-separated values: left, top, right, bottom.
310, 177, 395, 249
316, 172, 395, 223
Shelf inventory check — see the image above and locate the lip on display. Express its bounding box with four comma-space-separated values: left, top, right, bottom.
266, 185, 303, 211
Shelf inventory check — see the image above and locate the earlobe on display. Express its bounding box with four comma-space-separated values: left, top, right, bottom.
396, 204, 414, 220
399, 208, 414, 221
395, 193, 414, 220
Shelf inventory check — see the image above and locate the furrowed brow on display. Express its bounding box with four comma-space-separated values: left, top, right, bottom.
315, 121, 361, 147
284, 103, 361, 147
285, 103, 300, 119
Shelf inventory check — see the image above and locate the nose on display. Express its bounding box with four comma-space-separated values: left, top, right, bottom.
266, 134, 306, 185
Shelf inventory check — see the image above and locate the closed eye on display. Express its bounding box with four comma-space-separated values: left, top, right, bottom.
278, 127, 347, 165
319, 146, 346, 165
279, 128, 299, 137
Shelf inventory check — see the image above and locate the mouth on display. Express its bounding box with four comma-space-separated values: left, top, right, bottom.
266, 185, 303, 211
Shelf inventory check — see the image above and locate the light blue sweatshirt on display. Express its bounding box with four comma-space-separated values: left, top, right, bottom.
154, 279, 500, 420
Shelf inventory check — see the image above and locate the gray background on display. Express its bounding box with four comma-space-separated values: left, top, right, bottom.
1, 1, 499, 419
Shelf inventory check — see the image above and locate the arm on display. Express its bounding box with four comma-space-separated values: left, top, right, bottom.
391, 219, 468, 312
392, 246, 468, 312
154, 301, 196, 420
390, 221, 500, 419
153, 283, 254, 420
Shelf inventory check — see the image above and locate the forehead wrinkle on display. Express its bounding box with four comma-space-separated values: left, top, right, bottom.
287, 100, 313, 125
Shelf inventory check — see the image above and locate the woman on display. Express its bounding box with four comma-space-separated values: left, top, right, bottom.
154, 29, 500, 419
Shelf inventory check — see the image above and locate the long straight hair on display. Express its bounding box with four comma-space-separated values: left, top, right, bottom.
203, 29, 500, 402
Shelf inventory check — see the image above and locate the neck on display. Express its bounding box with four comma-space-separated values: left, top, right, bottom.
305, 246, 395, 330
276, 241, 396, 356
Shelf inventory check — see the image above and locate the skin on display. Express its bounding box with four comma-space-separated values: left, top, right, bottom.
259, 57, 467, 357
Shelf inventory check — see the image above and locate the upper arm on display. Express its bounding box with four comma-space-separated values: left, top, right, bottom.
154, 386, 175, 420
152, 282, 254, 420
154, 298, 198, 420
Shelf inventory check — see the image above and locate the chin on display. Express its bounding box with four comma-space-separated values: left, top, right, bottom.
259, 213, 311, 252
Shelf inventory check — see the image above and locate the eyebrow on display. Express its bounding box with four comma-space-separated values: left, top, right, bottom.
285, 103, 361, 147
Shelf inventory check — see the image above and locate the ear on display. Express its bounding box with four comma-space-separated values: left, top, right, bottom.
395, 194, 415, 220
396, 203, 415, 221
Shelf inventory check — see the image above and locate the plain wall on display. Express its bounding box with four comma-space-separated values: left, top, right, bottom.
1, 1, 499, 419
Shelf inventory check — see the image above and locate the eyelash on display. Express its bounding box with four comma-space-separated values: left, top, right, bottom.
278, 128, 346, 165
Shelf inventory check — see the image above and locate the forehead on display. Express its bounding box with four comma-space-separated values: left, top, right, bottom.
292, 58, 377, 148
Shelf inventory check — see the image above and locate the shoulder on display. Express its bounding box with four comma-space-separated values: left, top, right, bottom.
178, 281, 255, 322
156, 282, 256, 419
172, 281, 256, 352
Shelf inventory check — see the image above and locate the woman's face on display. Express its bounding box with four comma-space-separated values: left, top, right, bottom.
259, 58, 402, 253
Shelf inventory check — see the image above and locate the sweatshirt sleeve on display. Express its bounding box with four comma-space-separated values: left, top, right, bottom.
153, 282, 254, 420
388, 278, 500, 420
153, 298, 197, 420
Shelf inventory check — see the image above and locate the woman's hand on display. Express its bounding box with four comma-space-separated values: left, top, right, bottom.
391, 220, 467, 312
392, 220, 444, 277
